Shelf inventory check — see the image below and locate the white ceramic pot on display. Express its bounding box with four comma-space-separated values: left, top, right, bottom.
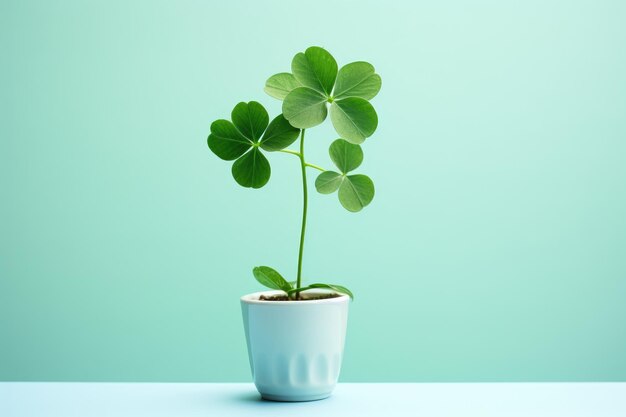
240, 290, 350, 401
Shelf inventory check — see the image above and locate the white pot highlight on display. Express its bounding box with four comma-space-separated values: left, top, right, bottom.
240, 290, 350, 401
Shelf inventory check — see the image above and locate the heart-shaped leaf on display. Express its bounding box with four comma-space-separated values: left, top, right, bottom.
207, 119, 252, 161
253, 266, 292, 292
292, 47, 338, 96
231, 101, 269, 142
338, 174, 375, 212
315, 171, 342, 194
260, 114, 300, 151
329, 139, 363, 173
334, 62, 382, 100
264, 73, 302, 100
283, 87, 328, 129
231, 147, 271, 189
330, 97, 378, 144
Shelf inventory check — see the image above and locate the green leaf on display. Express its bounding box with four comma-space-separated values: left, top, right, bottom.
309, 283, 354, 300
231, 101, 269, 142
338, 174, 375, 212
329, 139, 363, 173
334, 61, 381, 100
315, 171, 342, 194
207, 119, 252, 161
330, 97, 378, 144
283, 87, 328, 128
231, 147, 271, 189
291, 47, 338, 96
264, 73, 301, 100
253, 266, 292, 292
287, 283, 354, 300
260, 114, 300, 151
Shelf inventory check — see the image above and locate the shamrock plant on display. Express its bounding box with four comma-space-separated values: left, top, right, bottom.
207, 46, 381, 300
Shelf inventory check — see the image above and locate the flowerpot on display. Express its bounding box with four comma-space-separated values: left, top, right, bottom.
240, 290, 350, 402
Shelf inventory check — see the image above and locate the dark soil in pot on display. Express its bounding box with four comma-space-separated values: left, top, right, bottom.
258, 293, 341, 301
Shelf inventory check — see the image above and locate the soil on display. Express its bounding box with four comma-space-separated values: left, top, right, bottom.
258, 293, 341, 301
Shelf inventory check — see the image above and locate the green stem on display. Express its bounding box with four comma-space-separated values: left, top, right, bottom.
296, 129, 307, 299
279, 149, 301, 157
279, 149, 327, 172
305, 162, 325, 172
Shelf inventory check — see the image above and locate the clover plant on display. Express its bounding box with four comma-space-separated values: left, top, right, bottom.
207, 46, 381, 300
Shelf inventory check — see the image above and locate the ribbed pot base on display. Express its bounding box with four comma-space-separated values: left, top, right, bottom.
241, 290, 350, 404
261, 392, 332, 402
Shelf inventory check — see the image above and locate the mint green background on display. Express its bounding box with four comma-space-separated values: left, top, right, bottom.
2, 0, 625, 382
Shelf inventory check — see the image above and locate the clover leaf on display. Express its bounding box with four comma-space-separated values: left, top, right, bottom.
315, 139, 375, 212
265, 47, 381, 144
264, 73, 301, 100
207, 101, 300, 188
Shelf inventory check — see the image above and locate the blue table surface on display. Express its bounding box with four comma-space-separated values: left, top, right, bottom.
1, 382, 625, 417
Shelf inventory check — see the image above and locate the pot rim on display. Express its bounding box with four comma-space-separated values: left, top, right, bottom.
241, 289, 350, 305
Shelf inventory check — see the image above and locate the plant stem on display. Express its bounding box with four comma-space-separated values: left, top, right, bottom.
296, 129, 307, 299
279, 149, 301, 157
305, 162, 325, 172
279, 150, 327, 172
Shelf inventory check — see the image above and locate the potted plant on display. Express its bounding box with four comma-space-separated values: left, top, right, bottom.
207, 46, 381, 401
